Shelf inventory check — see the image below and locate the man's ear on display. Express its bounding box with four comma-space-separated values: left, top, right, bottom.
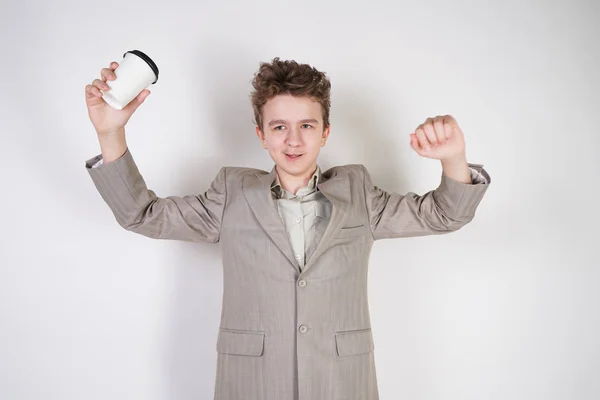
255, 126, 268, 149
320, 125, 331, 147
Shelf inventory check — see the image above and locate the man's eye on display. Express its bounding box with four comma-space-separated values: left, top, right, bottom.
274, 126, 285, 130
302, 124, 313, 128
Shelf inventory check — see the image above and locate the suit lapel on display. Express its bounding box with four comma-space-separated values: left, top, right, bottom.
302, 168, 351, 274
243, 167, 299, 270
242, 165, 352, 275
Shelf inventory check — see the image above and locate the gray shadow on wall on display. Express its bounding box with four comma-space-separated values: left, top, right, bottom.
161, 40, 269, 400
196, 43, 272, 169
325, 82, 413, 192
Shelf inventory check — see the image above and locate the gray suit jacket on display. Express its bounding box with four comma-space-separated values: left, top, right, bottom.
85, 148, 491, 400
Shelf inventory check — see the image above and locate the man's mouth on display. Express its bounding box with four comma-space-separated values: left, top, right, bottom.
285, 153, 303, 161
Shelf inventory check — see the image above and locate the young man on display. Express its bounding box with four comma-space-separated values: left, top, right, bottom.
84, 57, 491, 400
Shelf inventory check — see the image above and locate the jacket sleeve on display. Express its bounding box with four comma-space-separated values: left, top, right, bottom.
85, 148, 227, 243
362, 163, 490, 240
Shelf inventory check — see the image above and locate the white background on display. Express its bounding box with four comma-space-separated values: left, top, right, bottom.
1, 0, 598, 399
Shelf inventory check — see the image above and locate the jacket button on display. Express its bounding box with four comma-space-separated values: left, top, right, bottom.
298, 279, 307, 287
298, 324, 308, 334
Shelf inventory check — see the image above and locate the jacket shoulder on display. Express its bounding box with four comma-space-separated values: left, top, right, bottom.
221, 166, 268, 181
324, 164, 366, 179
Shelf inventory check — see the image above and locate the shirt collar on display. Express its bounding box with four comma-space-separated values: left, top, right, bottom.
271, 165, 322, 199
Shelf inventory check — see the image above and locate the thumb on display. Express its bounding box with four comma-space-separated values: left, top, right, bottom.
124, 89, 151, 113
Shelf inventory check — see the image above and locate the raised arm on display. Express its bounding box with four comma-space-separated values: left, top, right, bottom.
364, 115, 491, 240
86, 146, 226, 242
84, 60, 226, 243
363, 163, 489, 240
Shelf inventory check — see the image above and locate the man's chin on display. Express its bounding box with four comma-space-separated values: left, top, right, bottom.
275, 158, 316, 175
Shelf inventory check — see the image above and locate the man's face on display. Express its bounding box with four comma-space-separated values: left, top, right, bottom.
255, 94, 330, 179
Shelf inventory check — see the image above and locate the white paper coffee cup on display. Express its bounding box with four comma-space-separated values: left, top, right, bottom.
101, 50, 159, 110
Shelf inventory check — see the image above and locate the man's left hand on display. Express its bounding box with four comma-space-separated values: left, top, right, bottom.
409, 115, 466, 162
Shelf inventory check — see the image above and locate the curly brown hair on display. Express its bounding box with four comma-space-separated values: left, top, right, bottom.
250, 57, 331, 132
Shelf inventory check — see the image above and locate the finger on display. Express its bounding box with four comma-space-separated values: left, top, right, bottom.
92, 78, 110, 91
409, 133, 421, 152
134, 89, 150, 104
410, 133, 428, 156
85, 84, 102, 98
110, 61, 119, 70
422, 119, 439, 147
85, 84, 102, 97
101, 68, 116, 82
415, 127, 431, 151
442, 115, 454, 138
433, 116, 447, 142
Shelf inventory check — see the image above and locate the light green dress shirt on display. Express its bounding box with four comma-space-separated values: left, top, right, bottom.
270, 166, 331, 272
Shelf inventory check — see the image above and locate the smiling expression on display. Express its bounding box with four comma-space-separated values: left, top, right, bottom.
255, 94, 330, 183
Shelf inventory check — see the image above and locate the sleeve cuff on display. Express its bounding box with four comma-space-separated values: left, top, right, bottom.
467, 162, 491, 185
435, 162, 491, 220
87, 155, 104, 168
85, 151, 128, 169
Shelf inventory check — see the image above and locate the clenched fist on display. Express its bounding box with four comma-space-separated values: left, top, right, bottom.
409, 115, 466, 162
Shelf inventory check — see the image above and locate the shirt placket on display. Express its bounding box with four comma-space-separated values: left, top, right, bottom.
273, 173, 319, 272
291, 201, 305, 269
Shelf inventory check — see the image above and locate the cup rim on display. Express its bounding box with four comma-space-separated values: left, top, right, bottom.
123, 50, 159, 84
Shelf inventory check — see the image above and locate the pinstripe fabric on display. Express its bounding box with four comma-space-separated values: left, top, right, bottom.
85, 148, 491, 399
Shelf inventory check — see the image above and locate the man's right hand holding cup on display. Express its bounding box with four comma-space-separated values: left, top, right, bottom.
84, 61, 151, 137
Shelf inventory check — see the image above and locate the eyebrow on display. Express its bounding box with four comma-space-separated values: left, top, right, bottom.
268, 118, 319, 127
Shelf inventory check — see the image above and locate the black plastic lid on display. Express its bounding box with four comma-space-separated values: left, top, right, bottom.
123, 50, 159, 84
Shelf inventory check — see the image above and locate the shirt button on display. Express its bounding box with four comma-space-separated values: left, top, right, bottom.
295, 254, 302, 260
295, 217, 301, 223
298, 279, 307, 287
298, 325, 308, 334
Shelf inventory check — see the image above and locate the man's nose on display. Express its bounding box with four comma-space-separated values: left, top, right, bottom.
285, 127, 302, 145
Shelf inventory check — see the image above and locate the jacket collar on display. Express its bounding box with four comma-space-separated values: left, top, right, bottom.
270, 165, 322, 199
243, 164, 351, 274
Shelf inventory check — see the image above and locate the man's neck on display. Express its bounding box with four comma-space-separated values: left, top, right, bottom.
276, 164, 317, 195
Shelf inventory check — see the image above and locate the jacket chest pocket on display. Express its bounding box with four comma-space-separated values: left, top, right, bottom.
216, 328, 265, 356
334, 328, 375, 356
334, 224, 369, 239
